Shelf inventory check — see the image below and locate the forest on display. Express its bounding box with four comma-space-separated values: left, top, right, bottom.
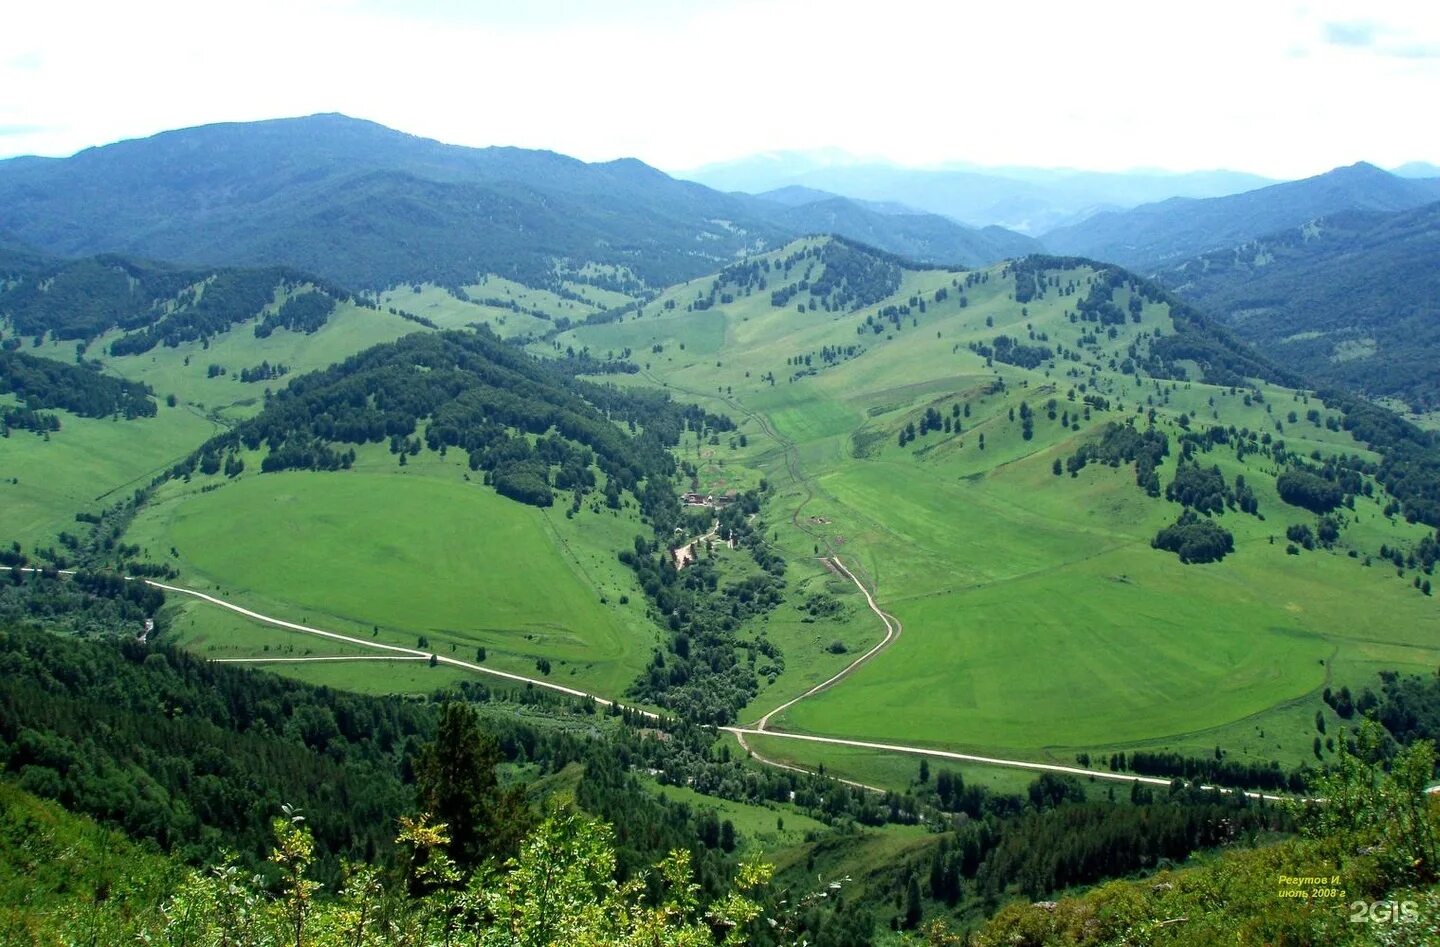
0, 349, 156, 419
623, 490, 785, 723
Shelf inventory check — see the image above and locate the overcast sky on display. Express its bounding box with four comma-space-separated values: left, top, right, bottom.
2, 0, 1437, 178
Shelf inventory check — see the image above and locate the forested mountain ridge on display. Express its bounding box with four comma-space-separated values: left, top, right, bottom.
0, 249, 359, 354
1042, 161, 1440, 268
0, 114, 790, 290
0, 114, 1031, 294
1157, 200, 1440, 411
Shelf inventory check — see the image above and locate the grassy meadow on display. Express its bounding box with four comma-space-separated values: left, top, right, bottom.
126, 445, 661, 698
1, 299, 425, 546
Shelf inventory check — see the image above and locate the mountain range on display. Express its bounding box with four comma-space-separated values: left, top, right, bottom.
680, 151, 1278, 234
6, 115, 1439, 419
1042, 162, 1440, 269
0, 115, 1031, 291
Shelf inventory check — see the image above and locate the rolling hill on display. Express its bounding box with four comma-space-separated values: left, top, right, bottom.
1042, 162, 1440, 268
1157, 200, 1440, 411
8, 226, 1440, 941
0, 250, 432, 546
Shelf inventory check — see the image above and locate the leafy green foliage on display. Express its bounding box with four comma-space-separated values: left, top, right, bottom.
254, 289, 337, 338
0, 781, 178, 943
0, 622, 430, 877
1152, 510, 1235, 563
1064, 421, 1168, 496
1348, 670, 1440, 748
1116, 750, 1310, 793
1165, 460, 1232, 514
0, 251, 352, 355
0, 405, 60, 435
1275, 468, 1345, 513
1326, 389, 1440, 527
1, 255, 196, 340
936, 790, 1286, 903
414, 702, 530, 871
622, 494, 785, 724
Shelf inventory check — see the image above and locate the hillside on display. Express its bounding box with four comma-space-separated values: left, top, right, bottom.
0, 251, 363, 350
1043, 162, 1440, 268
5, 232, 1440, 943
1157, 200, 1440, 412
0, 252, 432, 546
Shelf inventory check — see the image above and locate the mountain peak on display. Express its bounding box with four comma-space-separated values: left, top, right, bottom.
1328, 160, 1389, 178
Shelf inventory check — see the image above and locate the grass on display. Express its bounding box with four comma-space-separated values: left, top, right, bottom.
0, 400, 221, 548
739, 732, 1072, 799
557, 241, 1440, 774
254, 657, 477, 695
377, 283, 551, 337
12, 238, 1437, 787
127, 447, 659, 699
78, 299, 426, 425
648, 780, 829, 853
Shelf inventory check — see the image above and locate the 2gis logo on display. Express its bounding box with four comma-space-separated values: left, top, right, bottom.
1348, 899, 1420, 924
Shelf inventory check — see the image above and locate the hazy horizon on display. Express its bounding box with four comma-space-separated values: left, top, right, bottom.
1, 110, 1434, 188
2, 0, 1438, 179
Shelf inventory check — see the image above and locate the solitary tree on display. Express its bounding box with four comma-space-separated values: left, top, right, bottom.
415, 702, 531, 871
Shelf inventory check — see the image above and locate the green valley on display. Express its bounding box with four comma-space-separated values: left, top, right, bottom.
552, 239, 1440, 781
4, 103, 1440, 945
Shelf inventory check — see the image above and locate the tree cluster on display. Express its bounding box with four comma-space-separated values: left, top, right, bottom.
1064, 421, 1168, 496
0, 350, 156, 419
1152, 509, 1235, 563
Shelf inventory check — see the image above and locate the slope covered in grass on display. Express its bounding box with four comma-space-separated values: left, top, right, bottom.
556, 237, 1440, 778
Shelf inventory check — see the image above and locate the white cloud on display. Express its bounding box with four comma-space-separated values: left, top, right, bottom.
0, 0, 1437, 177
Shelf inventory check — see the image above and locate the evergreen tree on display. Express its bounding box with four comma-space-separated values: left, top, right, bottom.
415, 702, 531, 870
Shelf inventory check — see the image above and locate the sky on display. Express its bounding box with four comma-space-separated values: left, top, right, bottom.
2, 0, 1438, 178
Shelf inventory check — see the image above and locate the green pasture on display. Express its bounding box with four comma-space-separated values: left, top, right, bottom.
0, 399, 221, 547
125, 449, 659, 698
648, 781, 828, 852
738, 732, 1096, 800
79, 300, 425, 424
377, 283, 551, 336
250, 657, 476, 696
